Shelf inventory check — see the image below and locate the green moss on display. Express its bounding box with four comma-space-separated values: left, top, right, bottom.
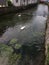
10, 39, 22, 49
0, 43, 13, 56
0, 43, 22, 65
10, 39, 17, 45
8, 53, 21, 65
15, 44, 22, 49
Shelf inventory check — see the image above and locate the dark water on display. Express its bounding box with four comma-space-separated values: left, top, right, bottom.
0, 4, 48, 65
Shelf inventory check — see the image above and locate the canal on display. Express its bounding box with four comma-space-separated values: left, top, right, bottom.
0, 4, 48, 65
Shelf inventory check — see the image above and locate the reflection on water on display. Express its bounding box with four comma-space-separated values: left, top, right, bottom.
36, 4, 48, 16
0, 4, 48, 65
0, 15, 46, 44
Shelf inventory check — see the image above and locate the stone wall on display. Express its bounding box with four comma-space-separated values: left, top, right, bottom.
0, 3, 37, 15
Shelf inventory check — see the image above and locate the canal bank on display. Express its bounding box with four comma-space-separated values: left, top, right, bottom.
45, 13, 49, 65
0, 3, 38, 15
